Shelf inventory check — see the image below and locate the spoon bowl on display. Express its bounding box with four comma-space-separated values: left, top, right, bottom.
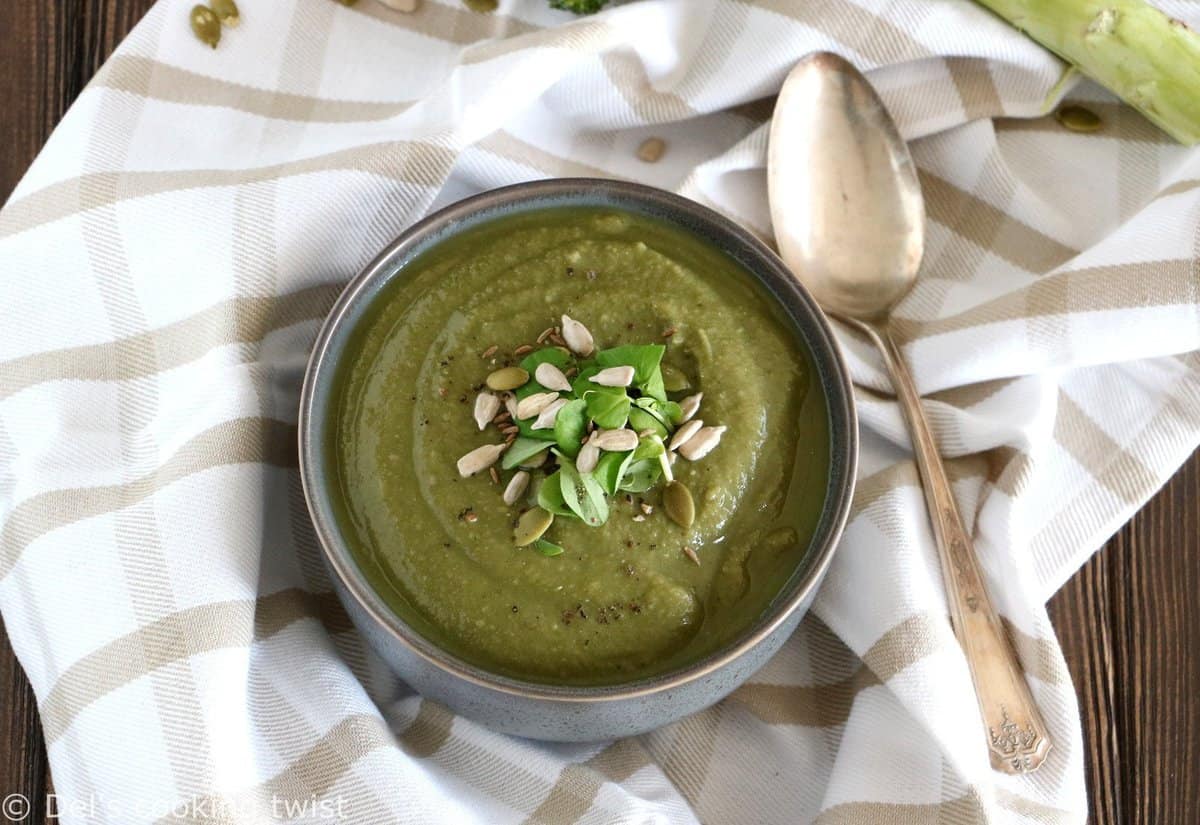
768, 52, 924, 321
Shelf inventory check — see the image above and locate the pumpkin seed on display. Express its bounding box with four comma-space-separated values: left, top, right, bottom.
637, 137, 666, 163
535, 362, 573, 392
1056, 104, 1102, 133
561, 314, 595, 356
514, 507, 553, 546
589, 366, 635, 387
456, 443, 507, 477
663, 480, 695, 528
486, 366, 529, 391
189, 5, 221, 48
678, 425, 726, 460
516, 391, 560, 420
210, 0, 240, 25
661, 363, 690, 392
503, 471, 530, 506
678, 392, 702, 422
473, 391, 501, 430
668, 419, 703, 451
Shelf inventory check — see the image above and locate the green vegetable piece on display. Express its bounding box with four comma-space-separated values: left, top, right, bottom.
617, 458, 661, 493
663, 480, 695, 528
594, 450, 634, 495
969, 0, 1200, 145
537, 472, 575, 517
514, 507, 554, 546
189, 5, 221, 48
583, 385, 630, 430
502, 437, 552, 469
571, 363, 600, 397
533, 538, 565, 557
660, 363, 690, 392
210, 0, 239, 26
628, 407, 668, 440
640, 368, 668, 403
550, 0, 612, 13
556, 451, 609, 526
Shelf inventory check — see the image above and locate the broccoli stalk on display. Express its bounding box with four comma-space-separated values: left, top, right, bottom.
550, 0, 612, 14
971, 0, 1200, 144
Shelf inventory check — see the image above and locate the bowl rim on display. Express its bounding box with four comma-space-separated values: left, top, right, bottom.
298, 178, 858, 702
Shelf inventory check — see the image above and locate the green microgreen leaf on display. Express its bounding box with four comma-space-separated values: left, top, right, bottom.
595, 344, 664, 383
640, 368, 668, 403
537, 471, 576, 518
515, 347, 574, 400
570, 364, 600, 398
502, 437, 554, 469
633, 396, 681, 427
627, 407, 668, 440
553, 398, 588, 458
533, 538, 565, 557
617, 458, 661, 493
593, 450, 634, 496
583, 386, 630, 430
633, 433, 666, 461
555, 450, 609, 527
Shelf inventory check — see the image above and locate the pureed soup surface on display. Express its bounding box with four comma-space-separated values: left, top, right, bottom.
329, 207, 830, 686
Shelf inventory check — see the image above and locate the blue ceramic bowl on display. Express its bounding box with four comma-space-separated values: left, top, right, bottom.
298, 179, 857, 741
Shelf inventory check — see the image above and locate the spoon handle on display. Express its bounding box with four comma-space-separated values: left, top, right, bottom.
852, 318, 1052, 774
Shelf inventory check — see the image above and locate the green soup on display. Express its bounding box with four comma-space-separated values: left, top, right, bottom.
328, 207, 829, 685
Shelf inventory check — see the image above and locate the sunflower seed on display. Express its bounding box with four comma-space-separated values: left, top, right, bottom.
576, 439, 601, 473
592, 428, 639, 451
501, 391, 519, 419
668, 419, 703, 451
678, 392, 702, 422
589, 366, 635, 387
456, 443, 507, 477
473, 391, 501, 430
503, 471, 530, 506
519, 451, 548, 469
531, 398, 569, 430
561, 314, 595, 356
516, 391, 560, 420
678, 425, 726, 461
535, 362, 573, 392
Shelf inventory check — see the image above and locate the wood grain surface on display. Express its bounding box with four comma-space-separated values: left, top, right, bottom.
0, 3, 1197, 823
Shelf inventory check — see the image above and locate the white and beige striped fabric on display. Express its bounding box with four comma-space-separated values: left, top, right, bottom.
1, 0, 1198, 822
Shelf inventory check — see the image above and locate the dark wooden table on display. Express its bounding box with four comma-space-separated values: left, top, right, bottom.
1, 3, 1197, 822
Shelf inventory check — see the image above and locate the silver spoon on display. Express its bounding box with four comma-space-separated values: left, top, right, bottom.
767, 52, 1051, 774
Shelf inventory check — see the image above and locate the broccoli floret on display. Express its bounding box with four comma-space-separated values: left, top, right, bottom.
550, 0, 612, 14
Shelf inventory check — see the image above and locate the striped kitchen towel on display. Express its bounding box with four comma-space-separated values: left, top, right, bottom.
1, 0, 1198, 822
